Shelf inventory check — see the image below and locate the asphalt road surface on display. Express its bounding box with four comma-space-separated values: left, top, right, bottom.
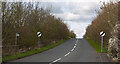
12, 38, 100, 63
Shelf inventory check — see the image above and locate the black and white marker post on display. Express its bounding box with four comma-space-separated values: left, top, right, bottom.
37, 32, 42, 48
100, 31, 105, 52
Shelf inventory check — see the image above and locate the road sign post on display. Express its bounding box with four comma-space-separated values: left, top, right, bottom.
101, 36, 103, 52
37, 32, 42, 48
100, 31, 105, 52
38, 37, 40, 48
15, 33, 19, 46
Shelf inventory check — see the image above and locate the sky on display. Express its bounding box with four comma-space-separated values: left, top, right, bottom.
38, 0, 111, 38
2, 0, 111, 38
39, 1, 107, 38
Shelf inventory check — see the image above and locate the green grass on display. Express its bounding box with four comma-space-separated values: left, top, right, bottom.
2, 40, 66, 62
86, 37, 107, 53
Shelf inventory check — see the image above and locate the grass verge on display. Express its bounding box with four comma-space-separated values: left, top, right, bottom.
86, 37, 107, 53
2, 40, 66, 62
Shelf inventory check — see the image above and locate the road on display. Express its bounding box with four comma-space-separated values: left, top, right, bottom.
12, 38, 100, 63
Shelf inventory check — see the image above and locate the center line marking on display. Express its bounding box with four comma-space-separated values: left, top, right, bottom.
50, 39, 79, 64
65, 52, 70, 56
76, 39, 78, 43
75, 43, 77, 46
51, 58, 61, 63
74, 45, 76, 48
71, 48, 74, 51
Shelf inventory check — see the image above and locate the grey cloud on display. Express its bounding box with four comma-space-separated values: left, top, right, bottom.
40, 2, 100, 38
51, 2, 99, 22
51, 3, 64, 14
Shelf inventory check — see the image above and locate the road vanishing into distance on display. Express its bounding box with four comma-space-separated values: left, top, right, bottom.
11, 38, 103, 63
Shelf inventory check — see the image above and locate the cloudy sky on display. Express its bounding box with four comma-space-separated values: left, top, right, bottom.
4, 0, 110, 38
37, 0, 111, 38
39, 1, 108, 38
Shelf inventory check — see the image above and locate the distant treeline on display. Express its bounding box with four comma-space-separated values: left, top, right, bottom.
84, 1, 118, 47
2, 2, 76, 55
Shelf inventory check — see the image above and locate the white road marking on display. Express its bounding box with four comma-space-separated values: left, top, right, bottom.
73, 45, 76, 49
64, 52, 70, 56
75, 43, 77, 46
50, 58, 62, 64
50, 39, 79, 64
71, 48, 74, 51
76, 39, 78, 44
53, 58, 61, 62
71, 39, 78, 51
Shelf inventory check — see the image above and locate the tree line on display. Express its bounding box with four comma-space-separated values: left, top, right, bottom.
84, 1, 120, 61
84, 1, 118, 47
2, 2, 76, 56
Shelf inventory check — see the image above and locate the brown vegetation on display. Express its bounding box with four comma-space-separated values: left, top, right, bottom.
84, 1, 118, 47
2, 2, 76, 56
84, 1, 120, 61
